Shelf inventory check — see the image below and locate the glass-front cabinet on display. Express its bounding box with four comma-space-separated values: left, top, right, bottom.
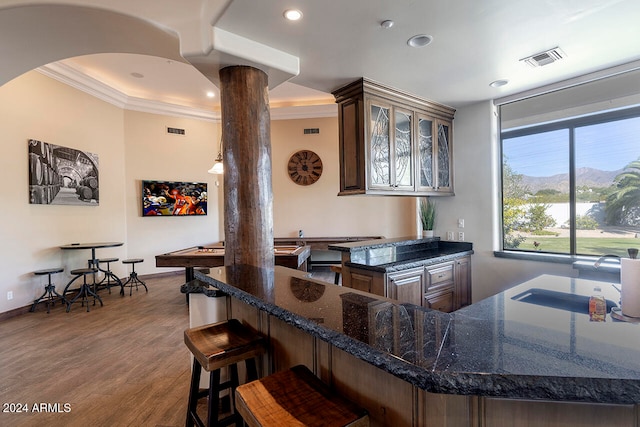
334, 78, 455, 196
367, 99, 415, 192
417, 115, 453, 192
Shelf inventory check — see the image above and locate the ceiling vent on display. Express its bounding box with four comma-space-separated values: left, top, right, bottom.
520, 47, 566, 67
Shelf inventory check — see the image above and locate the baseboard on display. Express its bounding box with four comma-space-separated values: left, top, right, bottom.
0, 305, 31, 322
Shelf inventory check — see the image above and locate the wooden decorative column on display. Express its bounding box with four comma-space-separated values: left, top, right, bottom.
219, 66, 274, 269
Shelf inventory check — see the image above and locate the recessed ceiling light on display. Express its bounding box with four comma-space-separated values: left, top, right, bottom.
381, 20, 394, 29
206, 91, 215, 98
489, 79, 509, 88
407, 34, 433, 48
283, 9, 303, 21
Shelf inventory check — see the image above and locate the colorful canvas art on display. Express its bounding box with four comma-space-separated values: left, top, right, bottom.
142, 180, 207, 216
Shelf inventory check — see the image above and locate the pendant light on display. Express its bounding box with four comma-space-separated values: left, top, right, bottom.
208, 136, 223, 174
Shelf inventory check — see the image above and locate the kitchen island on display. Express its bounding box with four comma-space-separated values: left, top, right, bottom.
330, 236, 474, 311
192, 265, 640, 426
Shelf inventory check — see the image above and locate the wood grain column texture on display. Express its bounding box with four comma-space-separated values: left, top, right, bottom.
219, 66, 275, 269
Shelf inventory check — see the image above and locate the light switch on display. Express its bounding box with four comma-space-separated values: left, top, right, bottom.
458, 218, 464, 228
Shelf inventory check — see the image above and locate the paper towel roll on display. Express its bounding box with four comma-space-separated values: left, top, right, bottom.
621, 258, 640, 317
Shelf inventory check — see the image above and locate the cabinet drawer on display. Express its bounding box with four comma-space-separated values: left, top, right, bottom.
426, 263, 454, 291
424, 288, 455, 313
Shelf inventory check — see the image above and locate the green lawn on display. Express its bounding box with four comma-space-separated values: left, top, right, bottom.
518, 236, 640, 256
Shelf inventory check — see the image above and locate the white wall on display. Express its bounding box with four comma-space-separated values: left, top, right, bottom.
439, 101, 574, 302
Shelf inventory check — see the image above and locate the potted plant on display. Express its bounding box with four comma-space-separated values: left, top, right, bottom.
420, 197, 436, 238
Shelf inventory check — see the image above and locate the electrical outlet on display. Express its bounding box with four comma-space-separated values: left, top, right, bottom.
458, 231, 465, 241
7, 291, 13, 300
446, 231, 454, 241
458, 218, 465, 228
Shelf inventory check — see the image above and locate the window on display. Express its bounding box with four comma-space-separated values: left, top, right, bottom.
500, 107, 640, 257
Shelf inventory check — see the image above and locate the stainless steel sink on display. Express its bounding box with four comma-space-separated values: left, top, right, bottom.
511, 288, 618, 314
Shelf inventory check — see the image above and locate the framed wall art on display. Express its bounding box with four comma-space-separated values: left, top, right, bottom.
142, 180, 207, 216
28, 139, 99, 205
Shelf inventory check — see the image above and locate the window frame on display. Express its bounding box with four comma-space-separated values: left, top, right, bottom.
498, 104, 640, 258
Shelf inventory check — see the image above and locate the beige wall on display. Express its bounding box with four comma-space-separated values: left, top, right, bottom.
123, 110, 222, 273
271, 117, 415, 239
0, 72, 418, 314
0, 71, 127, 313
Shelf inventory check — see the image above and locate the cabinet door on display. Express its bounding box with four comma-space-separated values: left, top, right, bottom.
425, 262, 454, 293
351, 272, 375, 294
424, 289, 455, 313
337, 97, 366, 194
392, 108, 414, 190
416, 114, 435, 191
367, 99, 392, 189
386, 268, 424, 306
454, 256, 472, 309
435, 119, 453, 193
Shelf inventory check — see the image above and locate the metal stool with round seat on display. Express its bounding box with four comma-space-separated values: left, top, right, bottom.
121, 258, 147, 296
184, 319, 266, 427
30, 267, 65, 314
94, 257, 123, 294
235, 364, 369, 427
64, 268, 101, 312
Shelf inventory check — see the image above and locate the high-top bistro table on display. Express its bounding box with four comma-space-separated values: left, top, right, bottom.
60, 242, 124, 306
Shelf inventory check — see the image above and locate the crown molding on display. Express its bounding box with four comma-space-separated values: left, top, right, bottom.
37, 63, 219, 121
37, 62, 336, 121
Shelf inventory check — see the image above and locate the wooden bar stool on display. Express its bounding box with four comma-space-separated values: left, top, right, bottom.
184, 319, 266, 427
121, 258, 147, 296
235, 365, 369, 427
30, 267, 65, 313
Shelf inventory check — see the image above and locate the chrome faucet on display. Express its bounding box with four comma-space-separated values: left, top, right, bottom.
593, 254, 620, 268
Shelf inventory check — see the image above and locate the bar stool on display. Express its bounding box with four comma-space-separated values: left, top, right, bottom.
30, 267, 65, 313
64, 268, 101, 312
330, 264, 342, 285
184, 319, 266, 427
235, 365, 369, 427
95, 257, 122, 294
121, 258, 147, 296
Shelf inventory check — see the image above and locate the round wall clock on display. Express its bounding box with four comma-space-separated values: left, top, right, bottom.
287, 150, 323, 186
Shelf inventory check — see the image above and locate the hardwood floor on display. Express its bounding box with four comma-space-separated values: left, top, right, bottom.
0, 272, 192, 427
0, 268, 336, 427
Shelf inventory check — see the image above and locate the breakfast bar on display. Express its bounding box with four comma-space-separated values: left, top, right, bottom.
191, 265, 640, 426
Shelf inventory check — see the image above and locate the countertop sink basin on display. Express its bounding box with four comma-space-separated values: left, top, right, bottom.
511, 287, 618, 314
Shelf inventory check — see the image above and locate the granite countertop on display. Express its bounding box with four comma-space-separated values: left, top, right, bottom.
329, 236, 473, 272
194, 265, 640, 404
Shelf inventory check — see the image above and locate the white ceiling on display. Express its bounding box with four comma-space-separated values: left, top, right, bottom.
4, 0, 640, 115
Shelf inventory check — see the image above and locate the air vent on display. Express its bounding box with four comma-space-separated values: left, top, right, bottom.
304, 128, 320, 134
520, 47, 566, 67
167, 127, 185, 135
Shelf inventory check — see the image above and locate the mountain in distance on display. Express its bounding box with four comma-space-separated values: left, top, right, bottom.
520, 167, 621, 193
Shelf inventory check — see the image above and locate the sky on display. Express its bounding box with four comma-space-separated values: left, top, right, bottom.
503, 116, 640, 177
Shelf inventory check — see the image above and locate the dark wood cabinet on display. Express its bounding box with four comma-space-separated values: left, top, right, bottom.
424, 289, 455, 312
332, 78, 455, 196
386, 268, 425, 307
454, 255, 472, 309
345, 255, 471, 313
